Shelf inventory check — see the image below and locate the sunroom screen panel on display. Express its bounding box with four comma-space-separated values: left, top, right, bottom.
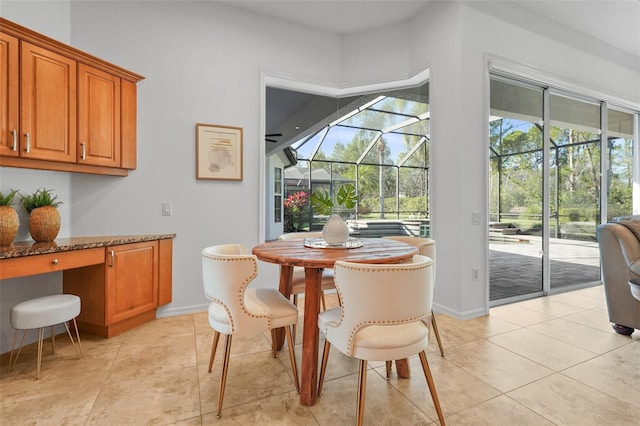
402, 140, 429, 168
341, 109, 406, 131
314, 127, 379, 162
360, 133, 426, 166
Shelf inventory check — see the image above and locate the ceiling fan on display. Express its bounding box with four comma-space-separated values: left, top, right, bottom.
265, 133, 282, 143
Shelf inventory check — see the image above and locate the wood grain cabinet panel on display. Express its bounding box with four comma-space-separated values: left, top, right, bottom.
0, 32, 18, 157
120, 79, 137, 169
78, 63, 121, 167
20, 42, 77, 163
106, 241, 158, 324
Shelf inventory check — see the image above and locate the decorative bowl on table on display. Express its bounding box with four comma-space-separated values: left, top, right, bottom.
303, 237, 363, 249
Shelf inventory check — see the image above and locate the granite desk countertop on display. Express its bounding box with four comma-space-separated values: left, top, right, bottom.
0, 234, 176, 259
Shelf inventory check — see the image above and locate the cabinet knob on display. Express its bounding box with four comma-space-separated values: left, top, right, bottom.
25, 132, 30, 153
81, 141, 86, 160
52, 258, 58, 265
109, 250, 115, 267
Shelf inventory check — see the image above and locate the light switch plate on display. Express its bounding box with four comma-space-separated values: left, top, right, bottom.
162, 202, 172, 216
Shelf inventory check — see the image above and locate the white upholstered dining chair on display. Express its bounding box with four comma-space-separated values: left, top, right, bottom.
201, 244, 300, 418
317, 255, 445, 426
383, 235, 444, 356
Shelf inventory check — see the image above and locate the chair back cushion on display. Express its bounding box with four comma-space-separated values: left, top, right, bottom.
324, 255, 433, 356
201, 244, 269, 334
278, 231, 322, 240
383, 235, 436, 295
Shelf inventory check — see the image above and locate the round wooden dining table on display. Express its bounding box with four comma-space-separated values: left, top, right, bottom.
252, 237, 418, 406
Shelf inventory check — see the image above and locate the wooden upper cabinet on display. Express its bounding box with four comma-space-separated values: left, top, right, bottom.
0, 32, 19, 157
0, 17, 143, 176
21, 42, 77, 163
78, 63, 120, 167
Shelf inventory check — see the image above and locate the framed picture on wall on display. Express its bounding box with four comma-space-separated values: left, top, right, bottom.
196, 123, 243, 180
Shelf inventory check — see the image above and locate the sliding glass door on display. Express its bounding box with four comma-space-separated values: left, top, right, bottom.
548, 94, 602, 290
489, 76, 637, 304
606, 107, 635, 222
489, 78, 544, 300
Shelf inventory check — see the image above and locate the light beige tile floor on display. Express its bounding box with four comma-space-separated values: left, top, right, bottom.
1, 286, 639, 425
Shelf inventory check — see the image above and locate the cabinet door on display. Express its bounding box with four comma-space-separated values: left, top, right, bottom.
0, 32, 18, 157
20, 42, 76, 162
106, 241, 158, 325
78, 63, 121, 167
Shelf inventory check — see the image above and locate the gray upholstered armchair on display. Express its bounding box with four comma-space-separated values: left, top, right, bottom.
596, 217, 640, 335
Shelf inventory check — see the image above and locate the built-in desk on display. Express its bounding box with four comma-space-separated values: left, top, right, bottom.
0, 234, 175, 337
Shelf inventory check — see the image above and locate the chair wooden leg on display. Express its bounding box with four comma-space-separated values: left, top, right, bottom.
217, 334, 233, 419
208, 331, 220, 373
418, 351, 445, 425
36, 328, 44, 380
321, 291, 327, 311
317, 340, 331, 396
285, 325, 300, 393
270, 329, 277, 358
356, 359, 367, 426
292, 294, 298, 345
385, 361, 392, 379
431, 310, 444, 357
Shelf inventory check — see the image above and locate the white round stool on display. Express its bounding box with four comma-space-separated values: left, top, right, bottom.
9, 294, 83, 379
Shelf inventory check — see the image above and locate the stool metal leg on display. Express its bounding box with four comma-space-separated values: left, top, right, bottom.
36, 328, 45, 379
8, 329, 27, 372
50, 325, 56, 354
63, 319, 83, 359
72, 318, 83, 357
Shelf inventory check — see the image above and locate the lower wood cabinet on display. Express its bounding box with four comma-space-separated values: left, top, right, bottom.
63, 239, 172, 338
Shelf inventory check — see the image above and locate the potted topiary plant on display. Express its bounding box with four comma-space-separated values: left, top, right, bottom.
310, 183, 358, 245
21, 188, 63, 242
0, 189, 20, 246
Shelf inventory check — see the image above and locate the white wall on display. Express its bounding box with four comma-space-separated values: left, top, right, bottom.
0, 0, 343, 352
1, 0, 638, 353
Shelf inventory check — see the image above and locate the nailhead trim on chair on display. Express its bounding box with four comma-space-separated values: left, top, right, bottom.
332, 262, 431, 355
203, 254, 271, 331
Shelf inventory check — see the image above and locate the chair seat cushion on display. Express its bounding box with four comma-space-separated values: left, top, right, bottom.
245, 289, 299, 328
209, 288, 298, 334
319, 307, 430, 361
11, 294, 81, 330
352, 321, 429, 361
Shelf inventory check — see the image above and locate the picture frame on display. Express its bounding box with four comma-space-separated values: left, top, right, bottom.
196, 123, 243, 180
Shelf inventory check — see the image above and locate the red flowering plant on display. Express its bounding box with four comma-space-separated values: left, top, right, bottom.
283, 191, 309, 232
